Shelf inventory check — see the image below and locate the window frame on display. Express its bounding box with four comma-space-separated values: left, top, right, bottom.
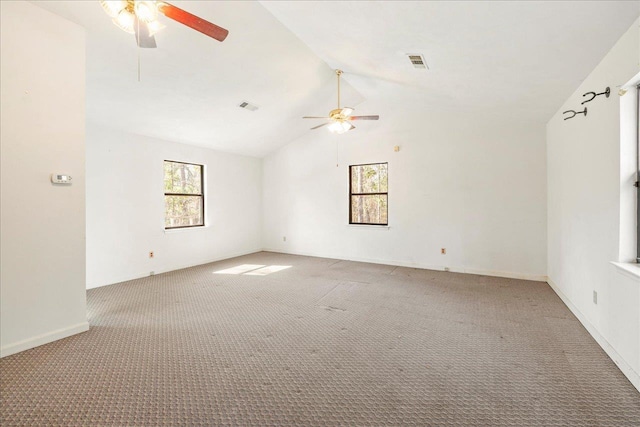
349, 162, 389, 226
164, 159, 205, 230
636, 85, 639, 263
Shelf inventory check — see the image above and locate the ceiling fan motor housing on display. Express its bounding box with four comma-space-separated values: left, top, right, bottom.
329, 108, 347, 121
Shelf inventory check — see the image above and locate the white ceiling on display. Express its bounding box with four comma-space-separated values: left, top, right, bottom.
262, 1, 639, 122
34, 1, 639, 157
34, 1, 363, 157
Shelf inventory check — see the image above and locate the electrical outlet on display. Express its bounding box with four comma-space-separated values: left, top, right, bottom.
593, 290, 597, 304
441, 248, 446, 255
150, 271, 155, 276
149, 251, 154, 258
444, 267, 450, 272
283, 236, 286, 242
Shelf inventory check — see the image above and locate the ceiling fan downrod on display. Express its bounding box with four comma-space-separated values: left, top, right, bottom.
336, 69, 342, 109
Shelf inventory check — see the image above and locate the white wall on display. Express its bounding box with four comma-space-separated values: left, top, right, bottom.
1, 1, 88, 357
547, 18, 640, 390
263, 105, 547, 280
86, 124, 262, 288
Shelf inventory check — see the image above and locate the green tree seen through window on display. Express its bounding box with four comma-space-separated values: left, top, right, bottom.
349, 163, 388, 225
164, 160, 204, 229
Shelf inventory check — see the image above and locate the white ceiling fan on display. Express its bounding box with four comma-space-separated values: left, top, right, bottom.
303, 70, 379, 134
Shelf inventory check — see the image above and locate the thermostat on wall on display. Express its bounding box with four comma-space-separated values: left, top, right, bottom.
51, 174, 72, 184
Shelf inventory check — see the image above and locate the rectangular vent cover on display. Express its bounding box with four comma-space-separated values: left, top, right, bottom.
407, 54, 428, 69
238, 101, 259, 111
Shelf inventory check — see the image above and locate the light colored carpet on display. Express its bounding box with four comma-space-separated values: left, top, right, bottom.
1, 251, 639, 426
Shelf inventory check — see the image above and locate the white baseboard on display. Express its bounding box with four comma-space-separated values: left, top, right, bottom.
261, 248, 548, 282
86, 248, 263, 289
1, 321, 90, 358
547, 278, 640, 393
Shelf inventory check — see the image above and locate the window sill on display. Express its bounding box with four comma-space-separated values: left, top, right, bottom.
611, 262, 640, 281
164, 225, 209, 234
346, 224, 391, 230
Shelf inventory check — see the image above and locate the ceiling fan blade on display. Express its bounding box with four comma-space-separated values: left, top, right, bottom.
158, 2, 229, 42
340, 107, 354, 116
303, 116, 330, 119
348, 115, 380, 121
311, 123, 330, 130
134, 18, 157, 48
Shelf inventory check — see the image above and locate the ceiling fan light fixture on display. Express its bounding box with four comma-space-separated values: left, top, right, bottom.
328, 122, 342, 133
100, 0, 127, 18
113, 9, 136, 34
147, 19, 166, 36
328, 121, 354, 134
134, 1, 158, 23
340, 107, 354, 117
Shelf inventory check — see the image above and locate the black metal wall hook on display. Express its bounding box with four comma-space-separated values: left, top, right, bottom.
563, 107, 587, 120
581, 87, 610, 104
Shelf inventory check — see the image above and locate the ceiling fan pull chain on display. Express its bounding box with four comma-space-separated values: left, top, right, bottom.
137, 18, 141, 82
137, 49, 141, 82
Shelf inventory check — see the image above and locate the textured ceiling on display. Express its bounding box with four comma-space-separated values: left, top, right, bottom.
34, 1, 640, 157
262, 1, 640, 124
34, 1, 363, 157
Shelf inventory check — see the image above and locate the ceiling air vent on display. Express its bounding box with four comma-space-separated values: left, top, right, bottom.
407, 54, 428, 69
238, 101, 259, 111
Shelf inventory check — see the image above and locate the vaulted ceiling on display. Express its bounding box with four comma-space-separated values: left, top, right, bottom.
35, 1, 639, 157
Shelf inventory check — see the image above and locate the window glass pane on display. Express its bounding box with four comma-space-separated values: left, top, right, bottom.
379, 163, 388, 192
165, 195, 203, 228
164, 161, 202, 195
351, 163, 388, 193
351, 194, 388, 224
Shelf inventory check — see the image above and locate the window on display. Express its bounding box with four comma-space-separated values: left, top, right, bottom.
164, 160, 204, 229
620, 82, 639, 264
349, 162, 388, 225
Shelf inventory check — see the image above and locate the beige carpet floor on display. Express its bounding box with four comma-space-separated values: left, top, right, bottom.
1, 251, 639, 426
